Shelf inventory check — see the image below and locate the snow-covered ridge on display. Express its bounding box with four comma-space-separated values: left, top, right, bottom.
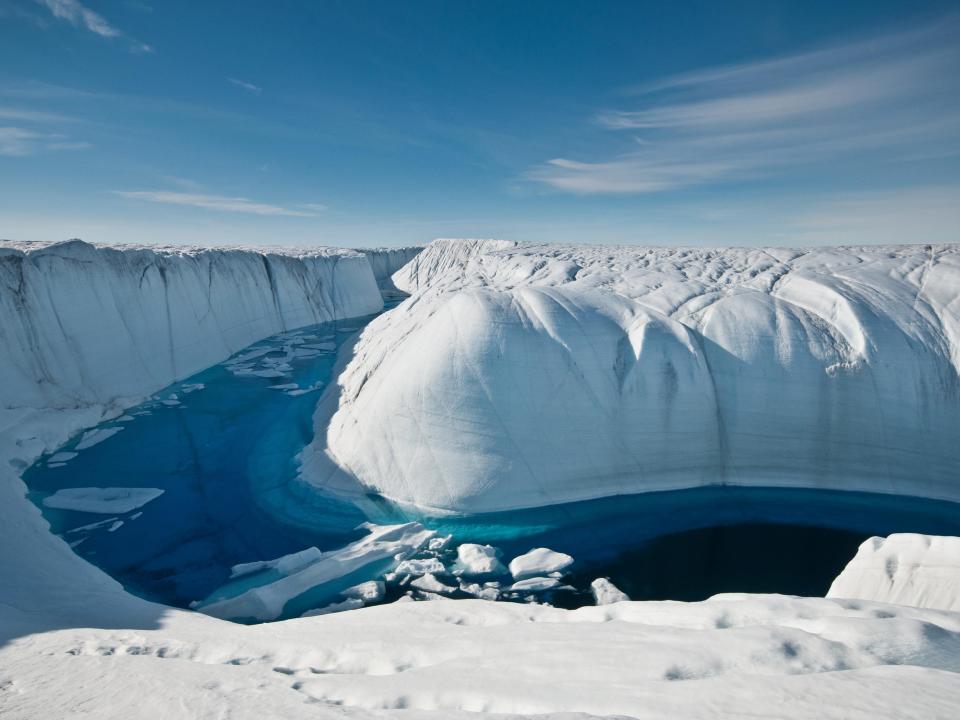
305, 239, 960, 512
0, 239, 406, 412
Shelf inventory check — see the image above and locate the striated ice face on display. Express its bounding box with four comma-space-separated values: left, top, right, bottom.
303, 240, 960, 513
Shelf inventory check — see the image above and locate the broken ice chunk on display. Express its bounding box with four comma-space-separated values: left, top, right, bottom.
410, 573, 456, 594
229, 547, 325, 579
509, 576, 562, 593
459, 581, 499, 601
341, 580, 385, 603
196, 522, 436, 622
591, 577, 629, 605
428, 535, 453, 551
300, 598, 364, 617
508, 548, 574, 580
65, 517, 121, 533
451, 544, 507, 577
394, 557, 446, 576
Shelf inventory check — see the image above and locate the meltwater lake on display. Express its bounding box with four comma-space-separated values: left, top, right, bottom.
23, 304, 960, 620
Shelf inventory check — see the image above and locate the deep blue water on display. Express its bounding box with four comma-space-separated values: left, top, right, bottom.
22, 304, 960, 618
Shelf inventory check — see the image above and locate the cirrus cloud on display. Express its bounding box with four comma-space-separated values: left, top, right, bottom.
112, 190, 322, 217
32, 0, 153, 53
528, 19, 960, 194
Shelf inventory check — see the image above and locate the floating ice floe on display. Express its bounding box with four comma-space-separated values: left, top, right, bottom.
286, 382, 324, 397
47, 451, 76, 463
509, 547, 574, 580
452, 543, 507, 577
428, 535, 453, 551
180, 383, 205, 394
229, 546, 325, 579
65, 517, 120, 533
300, 598, 364, 617
509, 576, 563, 593
341, 580, 385, 603
42, 487, 164, 514
591, 577, 629, 605
394, 557, 446, 576
196, 522, 436, 622
410, 573, 457, 594
459, 581, 500, 600
301, 341, 336, 351
74, 426, 123, 451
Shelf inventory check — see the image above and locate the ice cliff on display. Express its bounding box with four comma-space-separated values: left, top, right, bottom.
0, 240, 415, 413
358, 245, 422, 293
829, 533, 960, 611
304, 239, 960, 513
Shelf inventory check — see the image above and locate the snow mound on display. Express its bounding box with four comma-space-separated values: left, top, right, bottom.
828, 533, 960, 611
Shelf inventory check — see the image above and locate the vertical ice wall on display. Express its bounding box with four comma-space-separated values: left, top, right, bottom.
305, 239, 960, 512
359, 246, 423, 291
0, 240, 385, 411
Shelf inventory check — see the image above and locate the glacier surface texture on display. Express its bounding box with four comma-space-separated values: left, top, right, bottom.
305, 239, 960, 512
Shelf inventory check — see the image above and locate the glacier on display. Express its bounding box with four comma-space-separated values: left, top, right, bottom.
0, 240, 416, 413
1, 238, 959, 719
304, 239, 960, 513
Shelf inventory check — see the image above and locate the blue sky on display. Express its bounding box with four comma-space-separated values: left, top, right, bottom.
1, 1, 958, 248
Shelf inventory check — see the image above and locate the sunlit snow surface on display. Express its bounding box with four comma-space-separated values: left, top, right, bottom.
22, 299, 960, 620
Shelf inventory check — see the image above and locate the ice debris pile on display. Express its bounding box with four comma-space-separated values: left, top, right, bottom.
192, 525, 622, 621
305, 239, 960, 512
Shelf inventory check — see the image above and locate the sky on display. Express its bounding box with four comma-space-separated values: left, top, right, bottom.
1, 0, 958, 248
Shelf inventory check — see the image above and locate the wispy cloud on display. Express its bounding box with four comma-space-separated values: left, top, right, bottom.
32, 0, 152, 53
228, 78, 263, 95
0, 105, 77, 123
0, 126, 92, 156
112, 190, 322, 217
529, 20, 960, 193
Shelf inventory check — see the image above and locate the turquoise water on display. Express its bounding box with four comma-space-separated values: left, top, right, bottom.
22, 303, 960, 617
24, 311, 379, 608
